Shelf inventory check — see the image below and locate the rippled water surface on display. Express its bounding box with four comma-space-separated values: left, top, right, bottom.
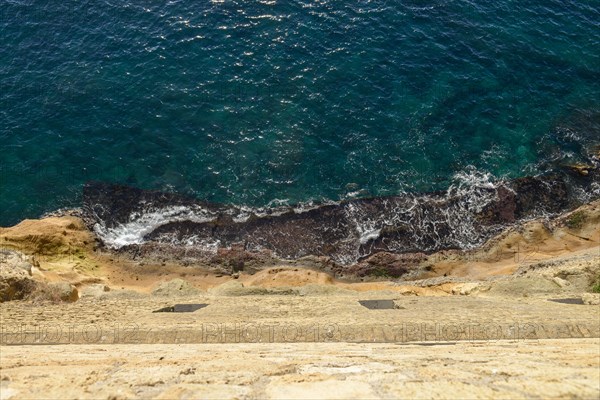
1, 0, 599, 225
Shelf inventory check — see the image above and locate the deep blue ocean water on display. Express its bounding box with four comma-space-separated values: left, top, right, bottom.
1, 0, 599, 226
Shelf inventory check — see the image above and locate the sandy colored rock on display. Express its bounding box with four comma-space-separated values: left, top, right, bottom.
79, 283, 110, 298
47, 282, 79, 302
552, 276, 571, 288
0, 250, 34, 275
208, 280, 295, 296
566, 163, 594, 176
1, 292, 598, 345
152, 279, 201, 297
244, 267, 334, 287
0, 216, 93, 256
266, 379, 378, 399
582, 293, 600, 305
0, 250, 37, 302
0, 340, 598, 399
451, 282, 481, 295
0, 200, 599, 299
487, 276, 562, 296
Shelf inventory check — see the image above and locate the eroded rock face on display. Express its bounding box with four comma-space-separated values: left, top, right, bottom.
0, 217, 93, 256
0, 250, 34, 275
341, 252, 428, 279
0, 250, 36, 302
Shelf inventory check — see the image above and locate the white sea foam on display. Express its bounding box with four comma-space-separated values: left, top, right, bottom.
332, 166, 505, 265
228, 198, 333, 222
358, 228, 381, 245
94, 205, 216, 248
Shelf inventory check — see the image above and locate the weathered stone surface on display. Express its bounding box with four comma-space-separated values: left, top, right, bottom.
0, 217, 93, 256
516, 254, 600, 292
552, 276, 571, 288
582, 293, 600, 305
342, 252, 427, 279
0, 250, 34, 275
266, 379, 378, 399
0, 268, 36, 302
46, 282, 79, 303
478, 185, 517, 224
79, 284, 110, 298
152, 279, 200, 297
487, 277, 563, 296
1, 340, 598, 400
0, 250, 37, 302
451, 282, 481, 296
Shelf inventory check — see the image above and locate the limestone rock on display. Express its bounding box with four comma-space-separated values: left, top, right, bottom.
0, 250, 37, 302
518, 255, 600, 292
266, 379, 378, 399
47, 282, 79, 302
152, 279, 200, 297
488, 277, 562, 296
0, 250, 34, 275
244, 267, 333, 288
208, 280, 299, 296
80, 284, 110, 298
0, 216, 93, 256
0, 387, 19, 400
451, 282, 481, 296
581, 293, 600, 305
552, 276, 571, 288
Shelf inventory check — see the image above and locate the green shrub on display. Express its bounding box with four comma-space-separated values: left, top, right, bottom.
566, 211, 586, 229
371, 266, 390, 278
592, 275, 600, 294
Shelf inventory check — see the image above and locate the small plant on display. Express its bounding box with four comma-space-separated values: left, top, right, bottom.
566, 211, 586, 230
371, 266, 390, 278
592, 275, 600, 293
27, 283, 63, 304
27, 282, 77, 304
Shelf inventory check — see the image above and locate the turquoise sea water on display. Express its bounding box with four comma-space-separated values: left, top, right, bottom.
1, 0, 599, 226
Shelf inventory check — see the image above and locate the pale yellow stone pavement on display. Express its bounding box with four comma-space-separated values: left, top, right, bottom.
1, 339, 599, 399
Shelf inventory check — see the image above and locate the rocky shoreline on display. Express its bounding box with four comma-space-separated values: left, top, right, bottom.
77, 158, 600, 279
1, 196, 599, 303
